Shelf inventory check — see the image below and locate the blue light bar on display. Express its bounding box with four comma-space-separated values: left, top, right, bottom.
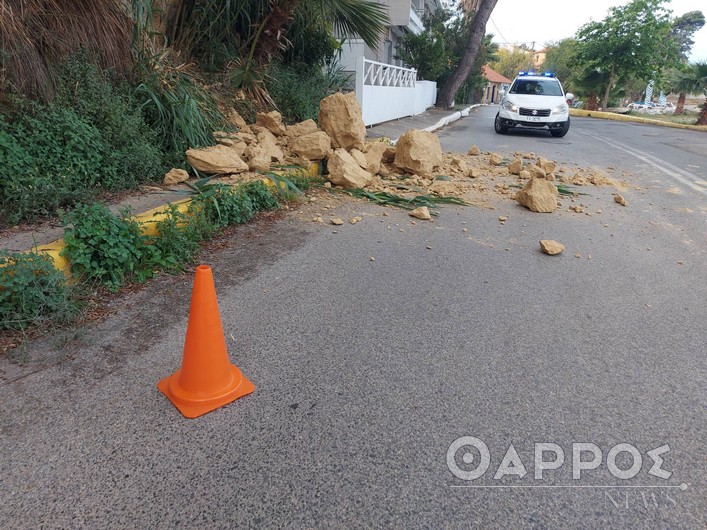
518, 71, 537, 77
543, 71, 555, 77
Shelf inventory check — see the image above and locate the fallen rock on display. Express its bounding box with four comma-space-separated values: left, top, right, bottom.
540, 240, 565, 255
255, 129, 285, 162
364, 141, 388, 174
515, 178, 559, 213
529, 164, 547, 179
286, 119, 318, 138
186, 145, 249, 174
614, 194, 628, 206
227, 110, 248, 129
489, 153, 503, 166
508, 158, 523, 175
468, 145, 481, 156
330, 217, 344, 225
289, 131, 331, 160
451, 156, 468, 174
394, 130, 443, 177
318, 91, 366, 150
349, 216, 362, 224
518, 169, 531, 179
255, 110, 287, 136
350, 148, 369, 170
164, 168, 189, 185
409, 206, 432, 220
245, 144, 271, 171
327, 148, 373, 189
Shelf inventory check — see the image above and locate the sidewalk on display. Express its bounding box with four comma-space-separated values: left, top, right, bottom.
0, 106, 471, 254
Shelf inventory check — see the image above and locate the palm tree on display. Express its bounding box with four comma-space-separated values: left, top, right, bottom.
667, 62, 707, 124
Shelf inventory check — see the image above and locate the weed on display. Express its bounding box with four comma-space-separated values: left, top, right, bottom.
0, 250, 78, 330
61, 203, 166, 291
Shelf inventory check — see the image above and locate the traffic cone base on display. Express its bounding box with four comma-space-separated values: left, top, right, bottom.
158, 364, 255, 419
157, 264, 255, 419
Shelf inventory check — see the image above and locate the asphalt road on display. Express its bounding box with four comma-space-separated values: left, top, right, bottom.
1, 110, 705, 529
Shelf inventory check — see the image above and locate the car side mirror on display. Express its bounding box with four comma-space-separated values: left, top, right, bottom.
499, 89, 505, 97
565, 93, 575, 101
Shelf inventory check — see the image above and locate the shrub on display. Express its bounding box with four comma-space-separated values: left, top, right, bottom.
266, 62, 352, 123
61, 203, 170, 291
153, 205, 214, 267
54, 52, 163, 189
241, 180, 280, 211
0, 106, 109, 222
133, 57, 227, 161
0, 250, 78, 330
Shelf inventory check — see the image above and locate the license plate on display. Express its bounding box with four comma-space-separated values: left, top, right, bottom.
525, 116, 541, 122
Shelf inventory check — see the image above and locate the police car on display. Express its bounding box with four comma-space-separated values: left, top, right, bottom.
494, 72, 573, 137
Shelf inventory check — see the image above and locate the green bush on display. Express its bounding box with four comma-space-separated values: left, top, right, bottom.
266, 62, 353, 123
61, 203, 172, 291
0, 250, 78, 330
241, 180, 280, 211
54, 52, 163, 189
133, 61, 226, 161
153, 205, 214, 267
0, 106, 109, 222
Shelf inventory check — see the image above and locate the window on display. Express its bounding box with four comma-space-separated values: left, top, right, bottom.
510, 79, 562, 96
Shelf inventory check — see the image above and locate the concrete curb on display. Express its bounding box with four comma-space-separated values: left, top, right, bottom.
25, 164, 320, 276
570, 108, 707, 132
422, 104, 482, 134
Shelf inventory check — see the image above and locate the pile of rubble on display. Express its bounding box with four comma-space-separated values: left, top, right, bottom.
168, 91, 624, 214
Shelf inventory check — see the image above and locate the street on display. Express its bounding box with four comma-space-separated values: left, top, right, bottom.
1, 109, 705, 529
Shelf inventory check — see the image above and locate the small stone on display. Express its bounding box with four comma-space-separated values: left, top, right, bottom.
323, 181, 332, 188
489, 153, 503, 166
588, 255, 592, 260
677, 260, 684, 265
330, 217, 344, 225
313, 216, 324, 223
462, 228, 468, 232
370, 256, 376, 262
426, 245, 432, 250
498, 216, 507, 222
349, 216, 363, 224
383, 212, 389, 217
539, 240, 565, 255
409, 206, 432, 220
163, 168, 190, 185
575, 253, 581, 258
468, 145, 481, 156
614, 194, 628, 206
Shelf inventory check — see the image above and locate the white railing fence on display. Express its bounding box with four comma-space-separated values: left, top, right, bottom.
355, 58, 436, 126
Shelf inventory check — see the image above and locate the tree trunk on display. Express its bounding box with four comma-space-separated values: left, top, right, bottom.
587, 93, 598, 111
675, 93, 686, 115
436, 0, 499, 109
697, 100, 707, 125
601, 67, 615, 110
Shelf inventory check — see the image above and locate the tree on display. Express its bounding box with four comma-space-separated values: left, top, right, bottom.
543, 39, 577, 89
436, 0, 499, 109
395, 8, 455, 81
668, 11, 705, 114
574, 0, 679, 110
668, 62, 707, 124
489, 47, 534, 80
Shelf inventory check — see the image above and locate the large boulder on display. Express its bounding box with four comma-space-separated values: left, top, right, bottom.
515, 178, 558, 213
327, 148, 373, 189
318, 92, 366, 150
394, 130, 443, 177
246, 144, 271, 172
255, 110, 287, 136
289, 131, 331, 160
163, 168, 189, 185
186, 145, 249, 174
227, 110, 248, 129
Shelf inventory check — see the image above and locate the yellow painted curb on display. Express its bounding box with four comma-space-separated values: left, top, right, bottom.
570, 109, 707, 132
21, 162, 321, 276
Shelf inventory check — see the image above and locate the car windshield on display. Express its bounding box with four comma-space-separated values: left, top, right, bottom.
510, 78, 563, 96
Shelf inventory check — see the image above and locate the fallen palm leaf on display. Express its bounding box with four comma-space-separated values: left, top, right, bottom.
344, 189, 466, 214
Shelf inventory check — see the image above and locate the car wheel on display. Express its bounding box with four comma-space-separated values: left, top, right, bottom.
494, 113, 508, 134
550, 117, 570, 137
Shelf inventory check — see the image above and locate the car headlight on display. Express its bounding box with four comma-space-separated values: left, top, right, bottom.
502, 100, 518, 112
552, 103, 568, 115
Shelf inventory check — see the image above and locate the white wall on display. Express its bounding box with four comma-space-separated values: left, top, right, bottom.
359, 80, 437, 126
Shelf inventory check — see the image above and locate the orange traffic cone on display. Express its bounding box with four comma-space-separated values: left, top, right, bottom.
158, 265, 254, 418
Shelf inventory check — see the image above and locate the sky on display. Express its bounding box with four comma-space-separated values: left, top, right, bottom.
485, 0, 707, 61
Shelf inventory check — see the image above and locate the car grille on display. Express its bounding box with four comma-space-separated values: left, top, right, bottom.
519, 108, 551, 117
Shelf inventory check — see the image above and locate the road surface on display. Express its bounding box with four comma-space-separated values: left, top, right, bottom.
1, 110, 705, 529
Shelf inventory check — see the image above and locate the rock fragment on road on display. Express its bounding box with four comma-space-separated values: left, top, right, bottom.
539, 240, 565, 255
